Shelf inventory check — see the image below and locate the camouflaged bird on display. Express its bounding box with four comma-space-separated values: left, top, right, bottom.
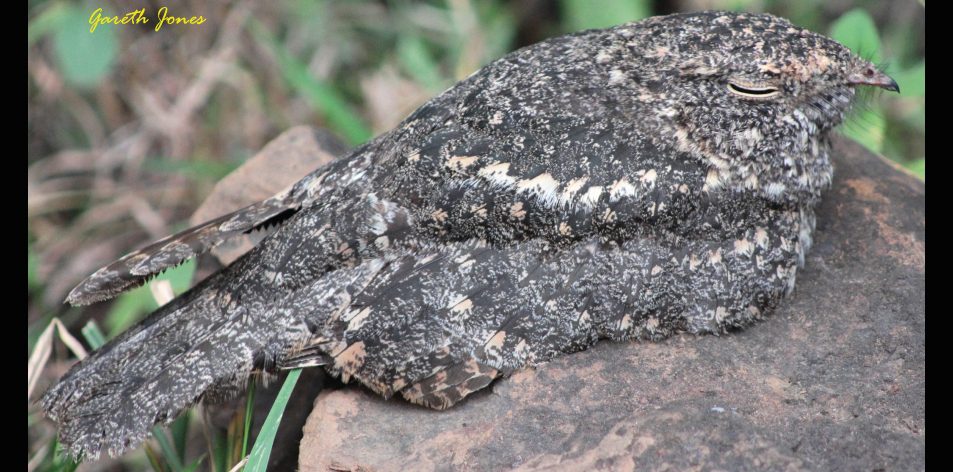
43, 10, 899, 459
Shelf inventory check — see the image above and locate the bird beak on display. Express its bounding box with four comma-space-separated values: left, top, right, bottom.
847, 65, 900, 93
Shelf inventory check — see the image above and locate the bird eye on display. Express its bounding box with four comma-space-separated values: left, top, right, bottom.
727, 81, 780, 99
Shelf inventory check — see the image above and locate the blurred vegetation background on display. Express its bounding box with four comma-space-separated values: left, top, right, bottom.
28, 0, 924, 470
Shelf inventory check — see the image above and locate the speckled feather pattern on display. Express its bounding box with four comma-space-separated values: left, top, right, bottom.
44, 11, 885, 459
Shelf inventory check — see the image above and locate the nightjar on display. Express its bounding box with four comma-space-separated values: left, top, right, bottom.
42, 10, 899, 459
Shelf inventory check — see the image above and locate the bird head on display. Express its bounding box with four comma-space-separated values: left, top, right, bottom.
607, 11, 899, 203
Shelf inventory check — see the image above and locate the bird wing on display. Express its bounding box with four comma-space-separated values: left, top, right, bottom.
64, 153, 374, 306
277, 204, 793, 411
267, 104, 788, 408
260, 87, 705, 409
371, 71, 698, 253
276, 235, 682, 410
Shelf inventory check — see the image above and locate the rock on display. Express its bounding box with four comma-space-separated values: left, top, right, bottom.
294, 136, 924, 471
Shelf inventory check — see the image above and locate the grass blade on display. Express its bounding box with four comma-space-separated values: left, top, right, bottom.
249, 21, 371, 145
27, 320, 56, 399
80, 321, 107, 349
184, 454, 207, 472
241, 380, 257, 460
171, 411, 192, 467
28, 318, 88, 399
152, 428, 185, 472
243, 369, 302, 472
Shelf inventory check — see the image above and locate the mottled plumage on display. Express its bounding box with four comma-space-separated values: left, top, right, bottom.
43, 11, 898, 460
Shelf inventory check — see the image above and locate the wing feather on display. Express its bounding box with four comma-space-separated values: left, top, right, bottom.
60, 154, 374, 306
280, 239, 631, 409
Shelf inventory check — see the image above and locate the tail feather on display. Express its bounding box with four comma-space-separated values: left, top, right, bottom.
42, 250, 392, 459
44, 272, 264, 458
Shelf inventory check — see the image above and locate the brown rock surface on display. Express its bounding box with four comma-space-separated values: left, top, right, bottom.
292, 135, 924, 471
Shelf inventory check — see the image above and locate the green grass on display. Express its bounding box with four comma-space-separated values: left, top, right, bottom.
244, 370, 302, 472
250, 20, 373, 146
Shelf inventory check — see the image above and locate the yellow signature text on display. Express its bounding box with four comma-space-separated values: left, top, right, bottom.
87, 7, 207, 33
89, 7, 148, 33
155, 7, 207, 32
